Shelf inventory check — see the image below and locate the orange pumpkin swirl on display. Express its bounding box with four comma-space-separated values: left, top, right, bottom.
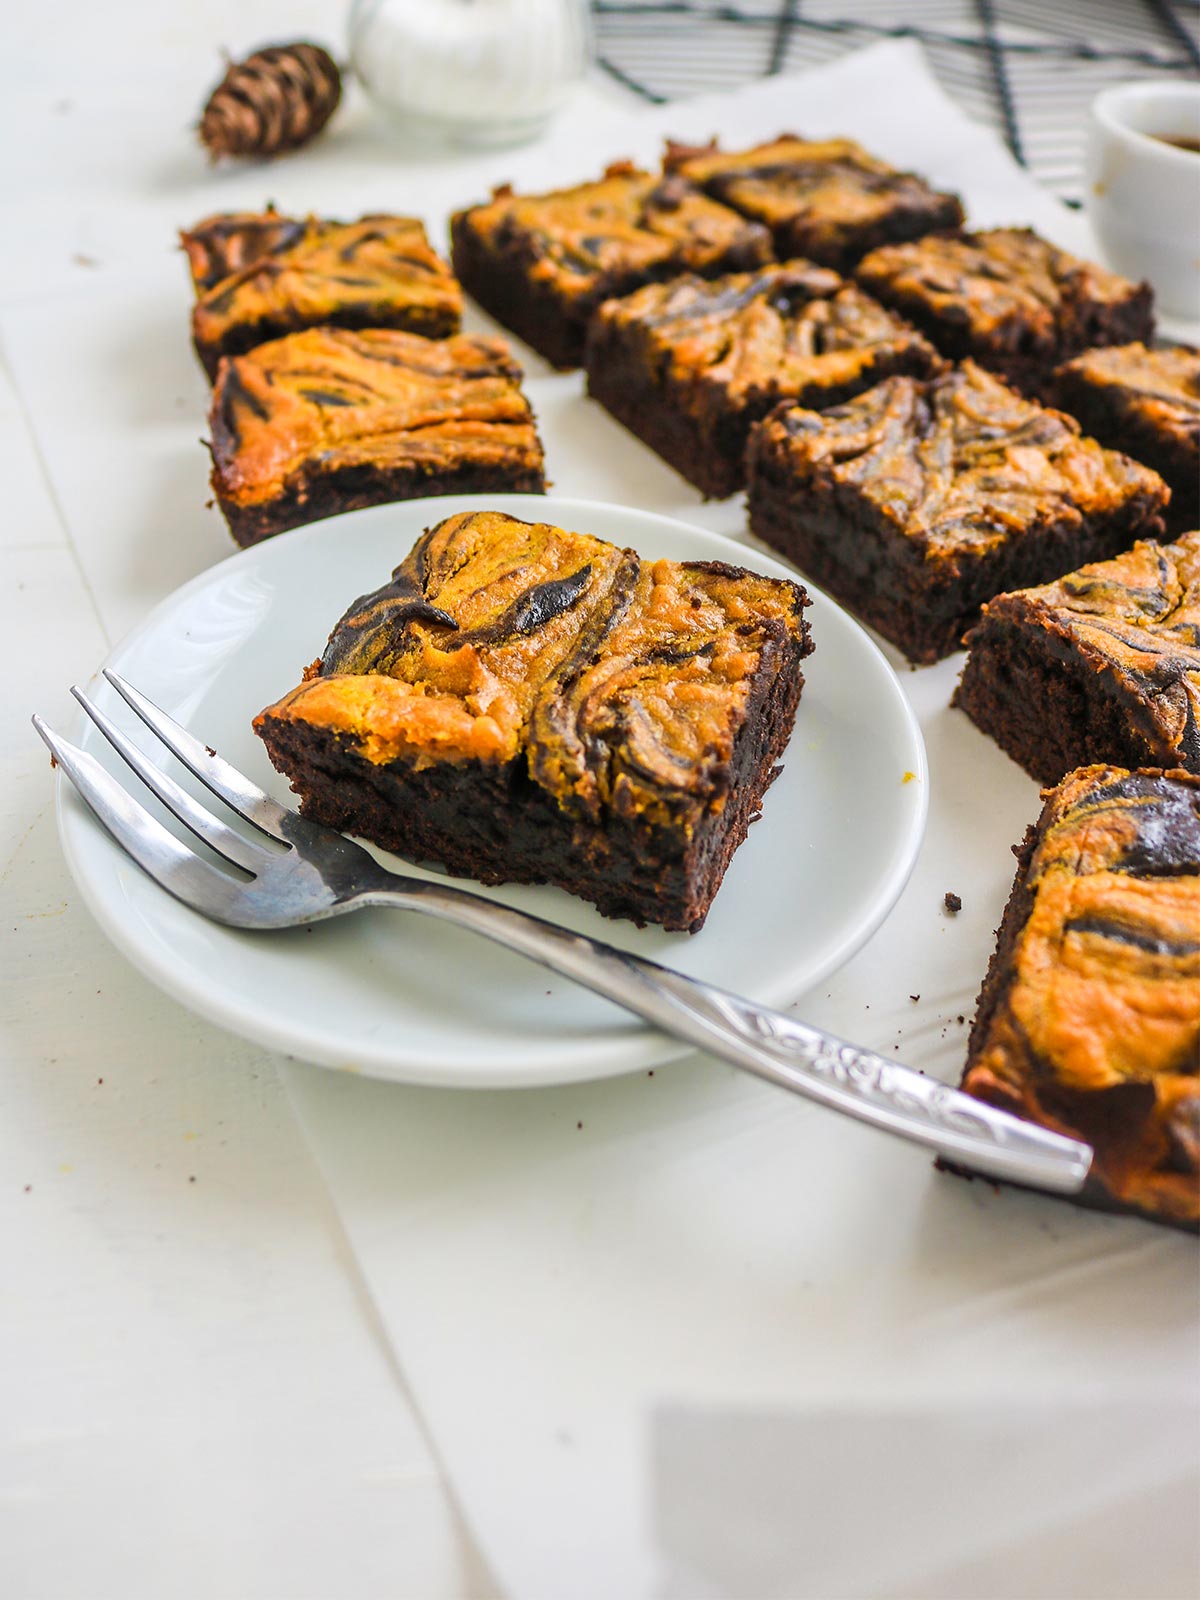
449, 161, 772, 369
663, 134, 964, 271
856, 227, 1154, 396
584, 261, 944, 497
961, 765, 1200, 1231
183, 210, 462, 378
1052, 343, 1200, 534
207, 328, 545, 546
956, 532, 1200, 785
254, 510, 812, 932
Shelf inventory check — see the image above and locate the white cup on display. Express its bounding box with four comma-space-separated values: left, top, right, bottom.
1086, 80, 1200, 321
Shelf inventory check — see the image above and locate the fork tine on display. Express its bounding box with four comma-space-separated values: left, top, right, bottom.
102, 670, 289, 838
33, 717, 254, 925
72, 686, 275, 874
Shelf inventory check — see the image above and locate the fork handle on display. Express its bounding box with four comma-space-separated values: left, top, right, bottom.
357, 879, 1092, 1194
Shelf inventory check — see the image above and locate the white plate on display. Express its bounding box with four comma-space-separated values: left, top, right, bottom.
56, 494, 927, 1087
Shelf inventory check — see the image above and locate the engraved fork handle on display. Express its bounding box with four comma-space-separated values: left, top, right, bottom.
355, 876, 1092, 1194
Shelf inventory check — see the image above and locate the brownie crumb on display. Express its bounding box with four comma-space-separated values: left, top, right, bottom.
957, 1014, 966, 1025
944, 892, 962, 914
576, 1121, 583, 1130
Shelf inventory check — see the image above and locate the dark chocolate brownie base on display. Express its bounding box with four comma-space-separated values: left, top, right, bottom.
195, 301, 462, 382
953, 608, 1190, 784
449, 215, 587, 369
219, 460, 547, 549
746, 444, 1166, 664
584, 316, 938, 500
256, 632, 804, 933
1052, 369, 1199, 535
939, 821, 1199, 1234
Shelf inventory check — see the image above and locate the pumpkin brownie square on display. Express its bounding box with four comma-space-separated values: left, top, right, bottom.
956, 765, 1200, 1232
662, 135, 963, 271
449, 161, 772, 370
182, 209, 462, 379
1051, 343, 1200, 535
585, 260, 944, 498
745, 360, 1168, 664
855, 227, 1154, 397
207, 327, 545, 547
955, 533, 1200, 785
254, 509, 812, 932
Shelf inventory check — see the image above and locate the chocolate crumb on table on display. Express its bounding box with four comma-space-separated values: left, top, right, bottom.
955, 532, 1200, 786
207, 326, 545, 546
254, 509, 812, 932
944, 892, 962, 914
663, 135, 964, 272
584, 261, 944, 498
855, 227, 1154, 399
745, 359, 1168, 664
449, 162, 772, 370
951, 765, 1200, 1232
182, 210, 462, 379
1051, 343, 1200, 535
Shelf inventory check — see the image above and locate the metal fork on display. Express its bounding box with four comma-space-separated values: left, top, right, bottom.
34, 670, 1092, 1194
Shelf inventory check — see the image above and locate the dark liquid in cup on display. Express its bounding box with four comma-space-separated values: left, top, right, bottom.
1153, 132, 1200, 154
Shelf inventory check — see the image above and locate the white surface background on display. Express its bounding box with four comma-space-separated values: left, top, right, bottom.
2, 7, 1197, 1599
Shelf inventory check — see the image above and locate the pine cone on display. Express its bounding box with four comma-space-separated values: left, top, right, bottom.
198, 42, 342, 162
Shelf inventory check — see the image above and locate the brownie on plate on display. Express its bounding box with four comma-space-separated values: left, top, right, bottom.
182, 209, 462, 379
745, 359, 1169, 664
584, 261, 944, 498
449, 161, 772, 369
955, 533, 1200, 784
662, 135, 964, 271
1051, 343, 1200, 534
958, 764, 1200, 1232
855, 227, 1155, 397
255, 509, 812, 932
208, 328, 545, 547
